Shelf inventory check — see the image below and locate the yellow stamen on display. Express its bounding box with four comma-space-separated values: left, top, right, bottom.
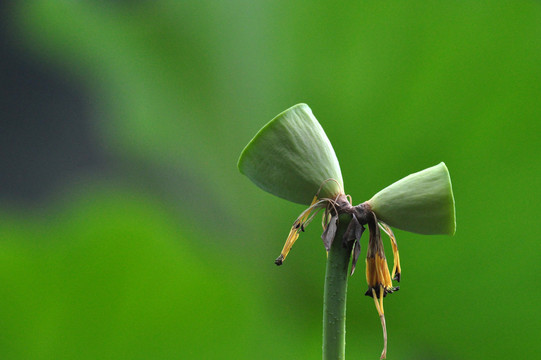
376, 253, 393, 289
371, 288, 382, 316
276, 196, 319, 264
379, 285, 384, 314
371, 288, 388, 360
365, 217, 395, 359
379, 313, 388, 360
379, 222, 401, 281
366, 257, 376, 289
277, 230, 300, 264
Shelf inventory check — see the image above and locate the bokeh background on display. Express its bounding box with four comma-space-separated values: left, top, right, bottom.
1, 1, 540, 359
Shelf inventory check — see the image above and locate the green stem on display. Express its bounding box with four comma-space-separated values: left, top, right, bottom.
323, 214, 353, 360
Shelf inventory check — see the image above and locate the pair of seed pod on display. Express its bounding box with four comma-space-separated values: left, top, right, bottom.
238, 103, 455, 237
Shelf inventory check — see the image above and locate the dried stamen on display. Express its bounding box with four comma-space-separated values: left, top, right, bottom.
365, 212, 398, 360
379, 221, 401, 282
371, 287, 387, 359
275, 194, 332, 265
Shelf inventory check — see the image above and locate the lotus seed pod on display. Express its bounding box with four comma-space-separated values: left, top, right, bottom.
367, 162, 456, 235
238, 104, 344, 205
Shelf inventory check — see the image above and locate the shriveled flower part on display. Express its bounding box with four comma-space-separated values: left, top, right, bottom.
274, 190, 400, 359
275, 181, 348, 265
238, 104, 456, 360
364, 213, 401, 360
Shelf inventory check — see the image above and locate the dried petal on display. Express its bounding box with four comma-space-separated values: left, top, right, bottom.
350, 239, 362, 276
321, 214, 338, 252
342, 214, 363, 246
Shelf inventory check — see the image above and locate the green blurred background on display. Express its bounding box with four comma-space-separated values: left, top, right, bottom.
1, 1, 540, 359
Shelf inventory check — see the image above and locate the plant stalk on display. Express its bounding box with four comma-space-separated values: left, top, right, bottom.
322, 214, 353, 360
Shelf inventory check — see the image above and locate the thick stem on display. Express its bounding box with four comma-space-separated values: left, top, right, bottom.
323, 214, 353, 360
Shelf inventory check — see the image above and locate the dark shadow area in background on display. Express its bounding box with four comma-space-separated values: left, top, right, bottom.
0, 2, 235, 234
0, 1, 107, 205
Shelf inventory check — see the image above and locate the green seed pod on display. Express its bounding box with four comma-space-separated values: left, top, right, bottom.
367, 162, 456, 235
238, 103, 343, 205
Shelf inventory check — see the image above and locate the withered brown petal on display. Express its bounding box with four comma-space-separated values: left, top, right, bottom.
321, 214, 338, 252
354, 218, 365, 240
350, 239, 362, 276
342, 214, 363, 246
